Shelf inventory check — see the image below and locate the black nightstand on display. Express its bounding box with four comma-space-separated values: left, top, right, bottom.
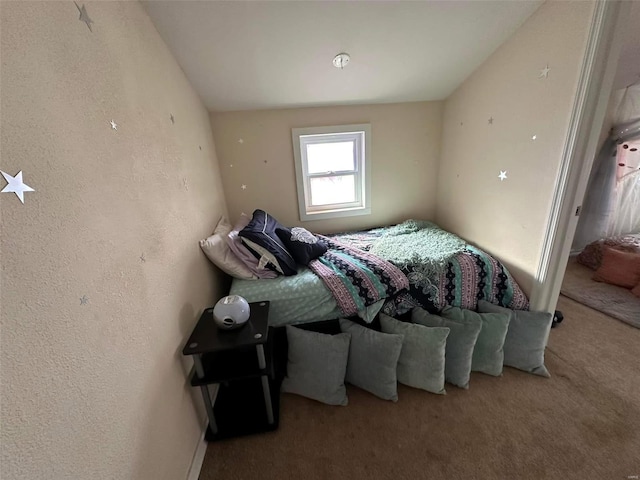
182, 301, 280, 441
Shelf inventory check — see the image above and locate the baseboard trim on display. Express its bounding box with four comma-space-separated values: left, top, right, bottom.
187, 424, 208, 480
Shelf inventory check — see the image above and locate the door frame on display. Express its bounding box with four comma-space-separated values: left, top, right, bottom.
530, 0, 631, 313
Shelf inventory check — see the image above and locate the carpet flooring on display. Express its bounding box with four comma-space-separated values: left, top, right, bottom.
561, 256, 640, 328
199, 296, 640, 480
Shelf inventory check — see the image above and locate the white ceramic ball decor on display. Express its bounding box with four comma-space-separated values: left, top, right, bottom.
213, 295, 251, 330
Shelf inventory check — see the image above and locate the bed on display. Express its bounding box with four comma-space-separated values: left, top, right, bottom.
230, 220, 529, 327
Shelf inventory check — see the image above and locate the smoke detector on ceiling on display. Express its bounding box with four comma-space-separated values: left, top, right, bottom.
332, 53, 350, 69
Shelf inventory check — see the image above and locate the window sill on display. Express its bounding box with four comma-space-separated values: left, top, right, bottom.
300, 206, 371, 222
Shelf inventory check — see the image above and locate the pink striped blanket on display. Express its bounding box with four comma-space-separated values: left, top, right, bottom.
308, 235, 409, 317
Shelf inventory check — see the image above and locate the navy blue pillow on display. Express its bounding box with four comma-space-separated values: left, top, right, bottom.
239, 210, 297, 276
277, 227, 327, 265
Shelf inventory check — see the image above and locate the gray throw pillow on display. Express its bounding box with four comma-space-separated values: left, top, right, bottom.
281, 325, 351, 406
470, 310, 511, 377
339, 318, 404, 402
379, 313, 449, 395
412, 307, 482, 389
477, 300, 553, 378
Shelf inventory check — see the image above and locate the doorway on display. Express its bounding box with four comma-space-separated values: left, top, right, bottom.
531, 2, 640, 312
533, 0, 640, 325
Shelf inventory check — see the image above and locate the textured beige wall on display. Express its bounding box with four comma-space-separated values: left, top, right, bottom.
436, 0, 595, 295
211, 101, 443, 233
1, 2, 227, 479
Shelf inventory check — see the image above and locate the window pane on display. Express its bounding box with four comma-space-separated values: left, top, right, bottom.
306, 141, 355, 174
309, 175, 356, 206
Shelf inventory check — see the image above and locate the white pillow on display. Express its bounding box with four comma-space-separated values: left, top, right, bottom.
200, 216, 257, 280
213, 215, 233, 235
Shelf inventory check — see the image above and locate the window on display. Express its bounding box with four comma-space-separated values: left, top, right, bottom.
292, 124, 371, 221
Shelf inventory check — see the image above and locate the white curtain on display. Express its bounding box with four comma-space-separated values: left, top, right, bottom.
572, 84, 640, 251
609, 169, 640, 236
572, 139, 618, 250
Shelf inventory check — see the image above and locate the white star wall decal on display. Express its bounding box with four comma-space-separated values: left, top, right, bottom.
74, 2, 93, 32
539, 65, 551, 78
1, 170, 35, 203
498, 171, 508, 181
238, 138, 244, 144
110, 120, 117, 130
241, 184, 247, 190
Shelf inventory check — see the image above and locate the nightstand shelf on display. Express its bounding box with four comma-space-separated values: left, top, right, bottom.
182, 301, 279, 441
206, 376, 280, 441
189, 347, 273, 386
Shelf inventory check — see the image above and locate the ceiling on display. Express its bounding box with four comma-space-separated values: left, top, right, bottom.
142, 0, 544, 112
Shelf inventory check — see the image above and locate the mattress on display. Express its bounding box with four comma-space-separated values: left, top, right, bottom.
230, 267, 343, 327
229, 222, 529, 327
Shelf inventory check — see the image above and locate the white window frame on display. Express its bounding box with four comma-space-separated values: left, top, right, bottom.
292, 124, 371, 222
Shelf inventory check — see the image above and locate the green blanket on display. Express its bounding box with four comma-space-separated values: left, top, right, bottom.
370, 220, 467, 271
